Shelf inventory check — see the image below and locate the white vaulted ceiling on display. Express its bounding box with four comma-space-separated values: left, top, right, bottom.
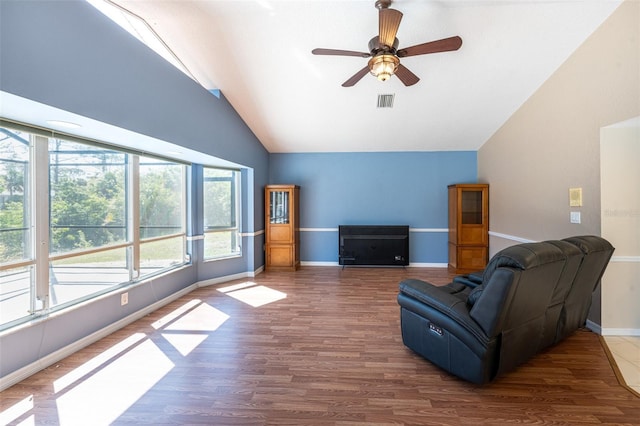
110, 0, 622, 153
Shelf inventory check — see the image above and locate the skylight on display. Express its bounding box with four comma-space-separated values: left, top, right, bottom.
87, 0, 197, 83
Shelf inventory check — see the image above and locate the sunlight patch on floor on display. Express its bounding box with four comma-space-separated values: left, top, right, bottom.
151, 299, 201, 330
161, 333, 208, 357
56, 339, 173, 425
0, 394, 34, 426
222, 284, 287, 307
35, 301, 231, 424
53, 333, 146, 393
163, 302, 230, 331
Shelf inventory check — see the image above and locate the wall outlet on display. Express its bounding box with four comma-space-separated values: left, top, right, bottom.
121, 292, 129, 306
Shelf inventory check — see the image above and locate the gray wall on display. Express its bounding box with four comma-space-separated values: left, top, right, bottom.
0, 1, 267, 164
478, 0, 639, 325
0, 0, 270, 236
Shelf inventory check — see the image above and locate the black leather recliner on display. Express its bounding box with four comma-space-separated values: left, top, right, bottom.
397, 236, 614, 384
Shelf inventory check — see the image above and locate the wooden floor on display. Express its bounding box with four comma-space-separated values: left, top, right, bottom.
1, 267, 639, 425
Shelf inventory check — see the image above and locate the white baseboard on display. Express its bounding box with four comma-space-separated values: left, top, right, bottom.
408, 262, 448, 268
586, 320, 640, 336
197, 269, 262, 287
600, 327, 640, 336
300, 261, 338, 266
610, 255, 640, 263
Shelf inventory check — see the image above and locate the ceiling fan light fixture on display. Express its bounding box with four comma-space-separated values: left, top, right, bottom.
368, 54, 399, 82
311, 1, 462, 87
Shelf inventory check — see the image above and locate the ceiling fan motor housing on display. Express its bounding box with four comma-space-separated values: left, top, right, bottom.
368, 36, 399, 55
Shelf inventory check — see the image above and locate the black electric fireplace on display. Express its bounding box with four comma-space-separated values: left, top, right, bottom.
338, 225, 409, 267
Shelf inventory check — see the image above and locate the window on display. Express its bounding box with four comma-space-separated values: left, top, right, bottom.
0, 129, 30, 264
0, 128, 33, 326
49, 140, 129, 307
203, 168, 240, 259
0, 125, 189, 329
139, 157, 186, 272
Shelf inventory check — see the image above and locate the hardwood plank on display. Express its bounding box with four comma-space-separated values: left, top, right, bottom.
1, 267, 638, 425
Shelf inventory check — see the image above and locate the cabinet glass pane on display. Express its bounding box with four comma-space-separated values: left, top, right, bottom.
269, 191, 289, 224
461, 190, 483, 224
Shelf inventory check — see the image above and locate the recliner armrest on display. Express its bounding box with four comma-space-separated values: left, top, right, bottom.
452, 270, 484, 288
398, 279, 488, 343
468, 271, 484, 283
400, 279, 466, 309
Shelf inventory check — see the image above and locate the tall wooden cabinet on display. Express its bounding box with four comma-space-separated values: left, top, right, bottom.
448, 183, 489, 273
265, 185, 300, 271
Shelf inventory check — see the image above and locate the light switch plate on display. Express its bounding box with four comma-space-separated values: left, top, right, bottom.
570, 211, 581, 224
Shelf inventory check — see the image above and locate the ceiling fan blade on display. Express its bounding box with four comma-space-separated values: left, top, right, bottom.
379, 8, 403, 48
395, 64, 420, 86
397, 36, 463, 58
342, 66, 371, 87
312, 48, 370, 58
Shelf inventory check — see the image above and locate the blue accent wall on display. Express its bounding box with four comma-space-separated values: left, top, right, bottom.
269, 152, 477, 264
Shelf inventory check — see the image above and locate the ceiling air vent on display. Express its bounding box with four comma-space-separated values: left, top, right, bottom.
377, 94, 395, 108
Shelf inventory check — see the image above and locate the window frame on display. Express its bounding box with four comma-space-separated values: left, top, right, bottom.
202, 167, 242, 261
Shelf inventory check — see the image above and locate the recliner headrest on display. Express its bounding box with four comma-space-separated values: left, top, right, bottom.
563, 235, 614, 254
546, 240, 584, 258
482, 242, 567, 282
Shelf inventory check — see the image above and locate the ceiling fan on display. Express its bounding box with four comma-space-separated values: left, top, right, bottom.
311, 0, 462, 87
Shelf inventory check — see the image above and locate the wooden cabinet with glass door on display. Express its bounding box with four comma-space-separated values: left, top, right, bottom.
448, 183, 489, 273
265, 185, 300, 271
